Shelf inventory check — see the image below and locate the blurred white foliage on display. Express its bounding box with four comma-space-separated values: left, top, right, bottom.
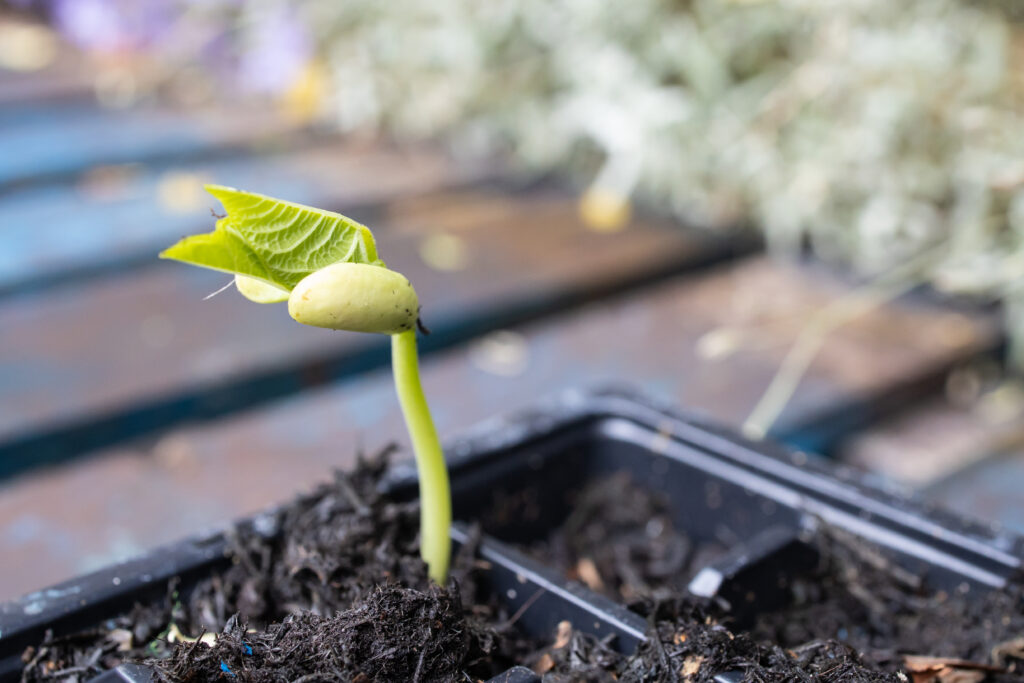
204, 0, 1024, 354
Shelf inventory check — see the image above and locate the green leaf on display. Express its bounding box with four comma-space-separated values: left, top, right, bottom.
160, 185, 383, 292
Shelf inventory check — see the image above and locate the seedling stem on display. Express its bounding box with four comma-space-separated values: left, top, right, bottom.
392, 329, 450, 582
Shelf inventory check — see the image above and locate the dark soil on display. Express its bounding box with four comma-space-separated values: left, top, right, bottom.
18, 462, 1024, 683
749, 527, 1024, 680
630, 600, 900, 683
156, 585, 489, 683
522, 472, 728, 605
532, 523, 1024, 682
530, 599, 900, 682
21, 448, 535, 683
520, 475, 1024, 682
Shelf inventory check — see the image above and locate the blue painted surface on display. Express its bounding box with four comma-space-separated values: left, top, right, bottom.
4, 243, 978, 486
926, 450, 1024, 535
0, 102, 97, 126
0, 226, 732, 477
0, 101, 223, 187
0, 174, 743, 470
0, 150, 398, 294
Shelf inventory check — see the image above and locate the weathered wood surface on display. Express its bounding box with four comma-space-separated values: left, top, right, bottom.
838, 382, 1024, 532
0, 15, 316, 189
924, 440, 1024, 535
0, 186, 738, 473
0, 100, 318, 189
838, 385, 1024, 487
0, 256, 998, 599
0, 143, 477, 294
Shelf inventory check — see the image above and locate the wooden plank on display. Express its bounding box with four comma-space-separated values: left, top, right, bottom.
0, 256, 997, 600
923, 439, 1024, 535
0, 17, 310, 173
837, 380, 1024, 532
0, 99, 313, 189
0, 16, 312, 190
838, 381, 1024, 487
0, 187, 738, 471
0, 143, 477, 294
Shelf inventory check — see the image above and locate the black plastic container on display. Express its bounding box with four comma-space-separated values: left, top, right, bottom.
2, 389, 1022, 682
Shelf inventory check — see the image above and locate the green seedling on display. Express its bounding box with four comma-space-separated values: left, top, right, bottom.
161, 185, 451, 582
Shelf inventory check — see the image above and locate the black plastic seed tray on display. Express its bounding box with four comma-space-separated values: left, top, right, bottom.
2, 389, 1021, 682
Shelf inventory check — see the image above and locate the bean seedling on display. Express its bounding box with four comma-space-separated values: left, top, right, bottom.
161, 186, 451, 582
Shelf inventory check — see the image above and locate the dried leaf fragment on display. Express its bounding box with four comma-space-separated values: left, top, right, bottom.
991, 636, 1024, 666
108, 628, 133, 652
535, 653, 555, 674
904, 654, 1003, 683
681, 655, 704, 679
576, 557, 605, 591
554, 620, 573, 649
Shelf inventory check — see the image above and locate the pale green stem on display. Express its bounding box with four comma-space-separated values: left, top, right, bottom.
391, 329, 451, 583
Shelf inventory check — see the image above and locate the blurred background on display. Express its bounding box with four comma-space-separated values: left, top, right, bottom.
1, 0, 1022, 600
